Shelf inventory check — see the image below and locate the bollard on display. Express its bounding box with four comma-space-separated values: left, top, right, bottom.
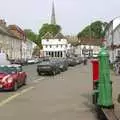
97, 47, 113, 108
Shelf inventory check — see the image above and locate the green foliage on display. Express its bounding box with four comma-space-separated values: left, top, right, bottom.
77, 21, 108, 39
24, 24, 61, 49
38, 23, 61, 38
24, 29, 36, 41
24, 29, 41, 47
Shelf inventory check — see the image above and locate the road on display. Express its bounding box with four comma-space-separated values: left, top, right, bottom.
0, 63, 98, 120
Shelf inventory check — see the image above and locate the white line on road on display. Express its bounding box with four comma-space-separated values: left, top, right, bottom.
0, 86, 35, 107
33, 77, 45, 83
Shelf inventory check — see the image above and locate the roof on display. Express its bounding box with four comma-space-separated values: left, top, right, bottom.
80, 38, 102, 46
0, 25, 11, 36
42, 32, 53, 39
8, 25, 25, 35
54, 33, 65, 39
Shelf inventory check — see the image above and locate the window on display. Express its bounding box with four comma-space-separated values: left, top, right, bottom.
58, 39, 61, 41
51, 52, 54, 57
61, 52, 63, 57
55, 52, 57, 57
46, 39, 49, 42
56, 45, 58, 48
118, 50, 120, 56
50, 45, 52, 48
46, 45, 48, 48
61, 45, 62, 48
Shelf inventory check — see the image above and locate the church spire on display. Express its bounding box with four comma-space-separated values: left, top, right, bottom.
51, 1, 56, 25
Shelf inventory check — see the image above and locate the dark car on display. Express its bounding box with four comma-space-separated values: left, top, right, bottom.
67, 57, 77, 66
73, 57, 83, 64
54, 59, 68, 72
37, 61, 61, 75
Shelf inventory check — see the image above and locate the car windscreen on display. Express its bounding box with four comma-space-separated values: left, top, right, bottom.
0, 66, 17, 74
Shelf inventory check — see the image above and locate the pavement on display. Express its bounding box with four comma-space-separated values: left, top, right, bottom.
111, 71, 120, 119
0, 63, 98, 120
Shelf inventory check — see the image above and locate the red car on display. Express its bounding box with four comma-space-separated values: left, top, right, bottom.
0, 64, 27, 91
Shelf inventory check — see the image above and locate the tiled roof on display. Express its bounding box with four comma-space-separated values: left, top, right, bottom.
42, 32, 53, 39
79, 38, 102, 46
0, 25, 11, 36
54, 33, 65, 39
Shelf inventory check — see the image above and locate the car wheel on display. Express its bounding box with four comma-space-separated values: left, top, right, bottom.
13, 82, 18, 91
38, 72, 41, 76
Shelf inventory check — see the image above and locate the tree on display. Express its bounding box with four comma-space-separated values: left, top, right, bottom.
38, 23, 61, 38
24, 29, 41, 47
77, 21, 108, 39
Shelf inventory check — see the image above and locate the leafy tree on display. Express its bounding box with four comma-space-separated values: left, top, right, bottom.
24, 29, 41, 47
38, 23, 61, 38
77, 21, 108, 39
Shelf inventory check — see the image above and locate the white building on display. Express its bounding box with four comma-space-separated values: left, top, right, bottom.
22, 39, 36, 59
42, 32, 72, 58
105, 17, 120, 63
0, 19, 36, 60
0, 22, 21, 60
75, 39, 101, 58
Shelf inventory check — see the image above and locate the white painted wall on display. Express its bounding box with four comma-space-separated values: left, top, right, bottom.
42, 38, 72, 58
74, 45, 100, 57
0, 33, 35, 60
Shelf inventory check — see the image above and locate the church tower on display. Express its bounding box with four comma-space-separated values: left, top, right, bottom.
51, 1, 56, 25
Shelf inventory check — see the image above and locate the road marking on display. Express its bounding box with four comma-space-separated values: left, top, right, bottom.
0, 86, 34, 107
33, 77, 45, 83
20, 86, 34, 94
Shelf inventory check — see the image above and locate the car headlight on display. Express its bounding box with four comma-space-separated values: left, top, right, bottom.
2, 75, 10, 83
7, 77, 13, 83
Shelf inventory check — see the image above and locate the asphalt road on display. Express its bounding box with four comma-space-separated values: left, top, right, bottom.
0, 63, 98, 120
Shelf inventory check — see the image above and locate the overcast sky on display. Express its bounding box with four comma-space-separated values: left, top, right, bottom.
0, 0, 120, 35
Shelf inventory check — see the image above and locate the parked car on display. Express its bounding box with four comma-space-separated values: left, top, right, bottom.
73, 57, 83, 64
37, 61, 61, 75
67, 57, 77, 66
0, 64, 27, 91
52, 59, 68, 72
10, 59, 27, 66
27, 59, 35, 64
